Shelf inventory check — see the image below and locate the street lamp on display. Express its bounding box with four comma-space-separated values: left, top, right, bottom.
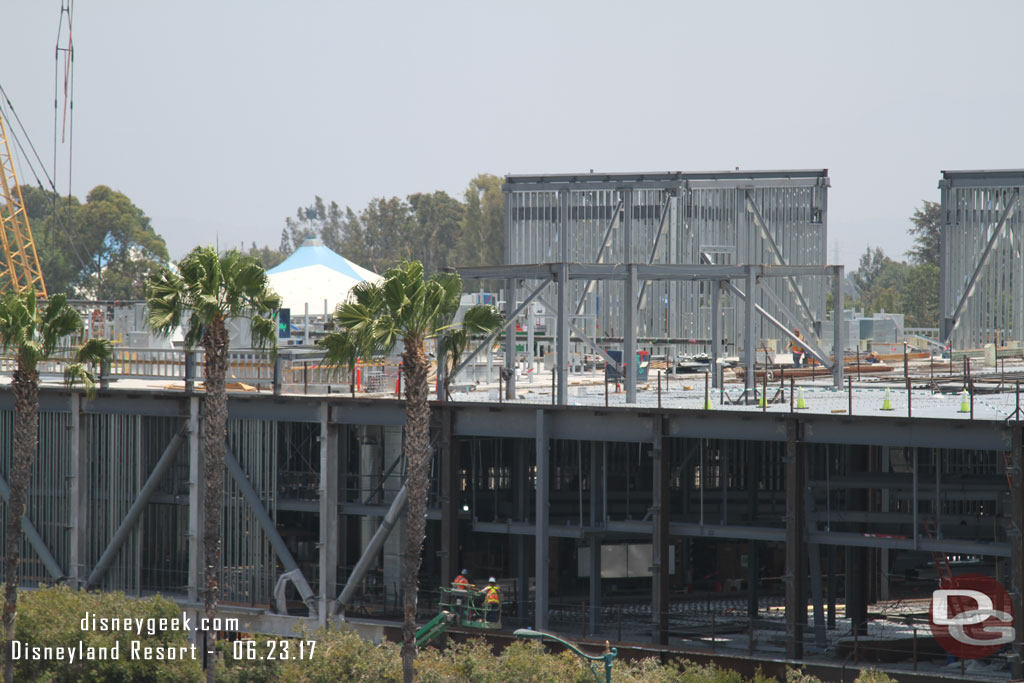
513, 628, 617, 683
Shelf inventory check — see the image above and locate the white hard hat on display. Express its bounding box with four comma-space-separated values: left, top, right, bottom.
488, 577, 496, 583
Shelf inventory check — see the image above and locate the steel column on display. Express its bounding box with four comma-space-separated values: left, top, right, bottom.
1012, 425, 1023, 679
535, 409, 549, 630
187, 395, 202, 602
556, 263, 569, 406
505, 277, 517, 400
785, 419, 805, 659
336, 485, 408, 614
711, 281, 721, 389
651, 415, 669, 644
624, 264, 638, 403
68, 392, 87, 587
831, 266, 844, 389
318, 401, 339, 624
439, 406, 458, 587
745, 267, 756, 399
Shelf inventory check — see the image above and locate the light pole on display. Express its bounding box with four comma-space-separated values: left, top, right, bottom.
513, 628, 617, 683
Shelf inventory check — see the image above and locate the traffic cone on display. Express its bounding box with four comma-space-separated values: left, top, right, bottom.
758, 393, 767, 408
958, 389, 970, 413
796, 388, 808, 410
881, 387, 894, 411
704, 396, 714, 410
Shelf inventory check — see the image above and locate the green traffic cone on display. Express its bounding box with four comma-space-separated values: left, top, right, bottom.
758, 393, 767, 408
881, 387, 894, 411
958, 389, 970, 413
796, 388, 808, 409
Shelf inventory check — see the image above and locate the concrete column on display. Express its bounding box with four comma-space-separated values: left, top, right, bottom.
785, 418, 805, 659
318, 401, 339, 625
439, 406, 458, 586
651, 415, 669, 644
505, 278, 517, 400
535, 410, 549, 630
187, 395, 203, 603
68, 392, 87, 588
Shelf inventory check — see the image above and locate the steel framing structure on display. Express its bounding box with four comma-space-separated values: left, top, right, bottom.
454, 262, 844, 403
0, 385, 1021, 675
940, 169, 1024, 348
503, 171, 831, 360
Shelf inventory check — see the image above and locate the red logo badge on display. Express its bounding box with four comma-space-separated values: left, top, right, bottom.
929, 574, 1014, 659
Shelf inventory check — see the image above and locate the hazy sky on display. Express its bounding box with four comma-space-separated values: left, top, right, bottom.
4, 1, 1023, 269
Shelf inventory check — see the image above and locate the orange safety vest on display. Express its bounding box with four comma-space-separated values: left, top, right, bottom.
791, 336, 804, 354
484, 586, 500, 604
453, 575, 470, 589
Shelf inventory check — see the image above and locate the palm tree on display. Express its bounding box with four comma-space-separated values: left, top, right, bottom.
145, 246, 279, 683
320, 261, 501, 682
0, 290, 110, 683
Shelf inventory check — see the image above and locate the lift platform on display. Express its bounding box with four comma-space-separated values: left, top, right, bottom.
414, 587, 503, 648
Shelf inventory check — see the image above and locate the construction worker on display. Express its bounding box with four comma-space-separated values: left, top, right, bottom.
452, 569, 471, 589
451, 569, 472, 622
790, 329, 805, 368
483, 577, 501, 622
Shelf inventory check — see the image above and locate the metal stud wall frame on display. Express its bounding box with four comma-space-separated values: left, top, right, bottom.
504, 171, 831, 357
939, 170, 1024, 349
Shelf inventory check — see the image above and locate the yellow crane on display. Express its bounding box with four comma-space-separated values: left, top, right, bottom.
0, 108, 47, 297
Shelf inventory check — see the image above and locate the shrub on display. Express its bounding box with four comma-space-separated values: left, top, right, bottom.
0, 585, 202, 682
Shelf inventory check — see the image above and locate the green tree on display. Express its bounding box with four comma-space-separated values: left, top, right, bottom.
456, 174, 503, 269
908, 200, 941, 267
145, 247, 279, 683
241, 241, 287, 270
360, 197, 415, 272
318, 261, 501, 682
18, 185, 168, 299
0, 290, 110, 683
407, 191, 464, 275
74, 186, 169, 300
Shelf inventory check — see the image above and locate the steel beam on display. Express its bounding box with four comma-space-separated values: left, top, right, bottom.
87, 424, 187, 587
452, 278, 552, 385
335, 485, 408, 614
637, 196, 674, 309
573, 199, 622, 316
746, 192, 817, 330
225, 449, 317, 617
0, 473, 64, 580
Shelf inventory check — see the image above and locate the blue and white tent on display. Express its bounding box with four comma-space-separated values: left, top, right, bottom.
267, 237, 382, 315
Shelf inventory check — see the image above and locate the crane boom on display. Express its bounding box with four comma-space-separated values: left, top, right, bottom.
0, 109, 47, 297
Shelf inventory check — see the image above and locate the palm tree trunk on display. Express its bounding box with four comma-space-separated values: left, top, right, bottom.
201, 317, 228, 683
3, 365, 38, 683
400, 337, 430, 683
